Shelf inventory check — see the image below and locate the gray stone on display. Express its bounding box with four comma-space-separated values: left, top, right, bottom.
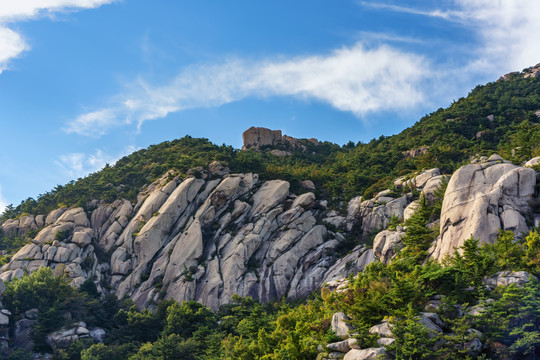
71, 229, 93, 248
0, 313, 8, 325
47, 327, 78, 349
377, 337, 395, 347
14, 318, 36, 350
487, 154, 504, 162
292, 192, 315, 209
431, 162, 536, 261
45, 208, 67, 225
25, 308, 39, 319
327, 339, 353, 353
346, 196, 363, 224
403, 200, 420, 221
484, 271, 537, 288
301, 180, 315, 190
89, 327, 106, 342
422, 175, 446, 204
249, 180, 290, 217
344, 348, 386, 360
76, 326, 89, 336
524, 156, 540, 167
417, 315, 443, 337
369, 321, 393, 338
332, 312, 354, 338
373, 230, 405, 263
412, 168, 441, 189
421, 312, 445, 328
208, 161, 229, 176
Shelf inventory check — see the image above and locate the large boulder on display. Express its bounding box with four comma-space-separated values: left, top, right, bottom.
417, 315, 443, 337
524, 156, 540, 168
431, 158, 536, 261
332, 312, 354, 338
373, 230, 405, 263
327, 338, 360, 353
356, 195, 409, 235
249, 180, 289, 217
484, 271, 537, 288
323, 247, 375, 282
344, 348, 386, 360
412, 168, 441, 189
369, 321, 394, 338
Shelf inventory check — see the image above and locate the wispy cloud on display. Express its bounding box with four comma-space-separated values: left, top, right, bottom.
64, 108, 122, 137
455, 0, 540, 73
361, 1, 540, 75
360, 2, 466, 21
55, 145, 139, 179
67, 42, 431, 136
357, 31, 425, 45
0, 0, 114, 74
62, 1, 540, 139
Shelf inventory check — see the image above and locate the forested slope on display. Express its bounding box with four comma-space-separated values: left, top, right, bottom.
0, 65, 539, 360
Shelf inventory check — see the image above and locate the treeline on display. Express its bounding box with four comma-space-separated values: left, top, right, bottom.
2, 74, 540, 221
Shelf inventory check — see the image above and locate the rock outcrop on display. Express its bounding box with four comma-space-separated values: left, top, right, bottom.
373, 230, 405, 264
403, 146, 429, 159
484, 271, 537, 289
431, 155, 537, 261
241, 126, 319, 152
523, 63, 540, 79
242, 127, 283, 150
1, 153, 538, 317
0, 166, 373, 310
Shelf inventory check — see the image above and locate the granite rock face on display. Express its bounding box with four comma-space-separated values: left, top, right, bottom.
373, 230, 405, 264
0, 167, 374, 310
242, 127, 283, 150
431, 156, 537, 261
1, 154, 538, 314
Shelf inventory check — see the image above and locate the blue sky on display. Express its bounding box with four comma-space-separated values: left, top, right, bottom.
1, 0, 540, 212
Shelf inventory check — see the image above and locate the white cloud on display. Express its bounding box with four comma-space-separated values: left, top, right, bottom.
55, 145, 139, 179
0, 27, 28, 73
0, 185, 8, 214
360, 2, 466, 20
0, 0, 114, 75
0, 0, 115, 22
357, 31, 425, 45
63, 108, 121, 137
361, 1, 540, 75
454, 0, 540, 73
67, 42, 430, 136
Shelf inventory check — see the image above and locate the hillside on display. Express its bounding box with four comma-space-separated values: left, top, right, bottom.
2, 68, 540, 221
0, 66, 539, 359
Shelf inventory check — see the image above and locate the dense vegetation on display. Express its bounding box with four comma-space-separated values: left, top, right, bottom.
2, 73, 539, 222
4, 196, 540, 359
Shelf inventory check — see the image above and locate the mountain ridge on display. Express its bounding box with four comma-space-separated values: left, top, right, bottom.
0, 64, 539, 359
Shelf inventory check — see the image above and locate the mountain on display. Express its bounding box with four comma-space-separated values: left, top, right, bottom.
0, 65, 539, 359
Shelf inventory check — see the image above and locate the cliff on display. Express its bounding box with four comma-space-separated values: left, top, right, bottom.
1, 155, 538, 314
